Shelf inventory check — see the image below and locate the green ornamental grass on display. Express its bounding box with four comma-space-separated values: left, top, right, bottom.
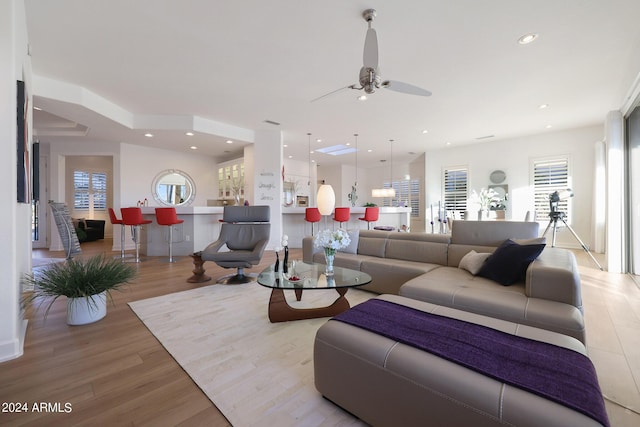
23, 254, 137, 319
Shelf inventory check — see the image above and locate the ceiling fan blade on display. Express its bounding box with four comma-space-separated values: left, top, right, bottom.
310, 85, 357, 103
382, 80, 432, 97
363, 28, 378, 68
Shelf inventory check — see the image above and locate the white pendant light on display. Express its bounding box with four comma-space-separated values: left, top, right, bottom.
317, 183, 336, 215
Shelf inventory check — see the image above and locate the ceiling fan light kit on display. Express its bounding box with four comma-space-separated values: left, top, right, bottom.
311, 8, 432, 102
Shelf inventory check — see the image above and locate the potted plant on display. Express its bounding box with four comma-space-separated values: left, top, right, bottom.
23, 254, 137, 325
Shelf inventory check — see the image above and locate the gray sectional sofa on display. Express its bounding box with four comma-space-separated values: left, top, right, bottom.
303, 220, 585, 344
305, 221, 608, 426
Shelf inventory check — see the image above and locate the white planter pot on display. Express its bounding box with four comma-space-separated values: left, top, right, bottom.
67, 291, 107, 325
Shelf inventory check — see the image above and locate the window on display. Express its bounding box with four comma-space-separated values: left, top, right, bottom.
532, 157, 570, 222
443, 167, 468, 216
74, 171, 107, 211
381, 179, 420, 217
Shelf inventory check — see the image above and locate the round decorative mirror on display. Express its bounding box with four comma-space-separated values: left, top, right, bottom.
151, 169, 196, 206
490, 170, 506, 184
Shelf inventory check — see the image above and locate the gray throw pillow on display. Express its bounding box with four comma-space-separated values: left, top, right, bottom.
458, 250, 492, 275
338, 229, 359, 254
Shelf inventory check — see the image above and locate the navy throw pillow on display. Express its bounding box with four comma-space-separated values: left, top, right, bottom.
477, 239, 545, 286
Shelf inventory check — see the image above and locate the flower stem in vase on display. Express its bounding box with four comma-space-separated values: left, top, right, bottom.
274, 251, 279, 272
324, 247, 336, 276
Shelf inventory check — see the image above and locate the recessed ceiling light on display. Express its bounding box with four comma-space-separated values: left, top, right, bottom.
367, 149, 373, 153
446, 142, 451, 146
283, 144, 288, 148
358, 95, 367, 101
288, 155, 293, 159
545, 124, 553, 129
144, 133, 153, 137
226, 140, 233, 144
310, 150, 315, 154
186, 132, 194, 136
346, 142, 351, 146
421, 129, 429, 134
316, 138, 322, 143
312, 159, 316, 163
190, 146, 198, 150
538, 104, 549, 109
518, 33, 538, 45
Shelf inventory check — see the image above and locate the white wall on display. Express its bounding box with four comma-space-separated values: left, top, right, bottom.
47, 140, 218, 250
119, 143, 217, 207
423, 125, 603, 248
0, 0, 31, 362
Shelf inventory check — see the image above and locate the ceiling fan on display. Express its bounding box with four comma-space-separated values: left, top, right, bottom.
312, 9, 432, 102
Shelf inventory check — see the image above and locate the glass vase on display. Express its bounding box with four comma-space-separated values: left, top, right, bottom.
324, 247, 336, 276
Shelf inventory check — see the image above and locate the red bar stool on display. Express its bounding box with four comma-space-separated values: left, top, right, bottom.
120, 207, 152, 263
358, 206, 379, 230
304, 207, 322, 236
108, 208, 127, 259
333, 207, 350, 228
155, 207, 184, 262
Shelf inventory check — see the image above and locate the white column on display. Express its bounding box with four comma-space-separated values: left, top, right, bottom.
605, 111, 625, 273
0, 0, 30, 362
253, 130, 283, 249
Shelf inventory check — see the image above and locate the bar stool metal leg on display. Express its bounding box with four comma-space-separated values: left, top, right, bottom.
168, 225, 175, 263
120, 224, 126, 259
127, 225, 142, 263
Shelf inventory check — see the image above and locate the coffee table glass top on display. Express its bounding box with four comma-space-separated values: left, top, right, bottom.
257, 261, 372, 290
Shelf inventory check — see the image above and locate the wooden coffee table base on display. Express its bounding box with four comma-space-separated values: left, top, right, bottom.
267, 288, 351, 323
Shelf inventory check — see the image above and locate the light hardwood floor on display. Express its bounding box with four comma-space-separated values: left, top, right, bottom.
2, 239, 241, 427
1, 239, 639, 426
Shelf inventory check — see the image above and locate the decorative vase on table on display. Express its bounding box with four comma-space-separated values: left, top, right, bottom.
313, 229, 350, 277
323, 247, 336, 276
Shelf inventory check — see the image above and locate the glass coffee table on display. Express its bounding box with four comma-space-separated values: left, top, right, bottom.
257, 261, 372, 323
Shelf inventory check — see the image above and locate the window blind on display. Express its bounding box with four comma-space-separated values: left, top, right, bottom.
533, 158, 570, 221
443, 167, 468, 215
74, 171, 107, 211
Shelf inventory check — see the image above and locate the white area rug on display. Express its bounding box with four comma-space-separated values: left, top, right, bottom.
129, 283, 373, 426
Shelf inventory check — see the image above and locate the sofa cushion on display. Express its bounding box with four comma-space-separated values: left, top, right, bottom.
398, 268, 586, 343
357, 231, 389, 258
451, 220, 539, 245
385, 233, 450, 265
514, 237, 547, 245
477, 239, 545, 286
458, 250, 491, 275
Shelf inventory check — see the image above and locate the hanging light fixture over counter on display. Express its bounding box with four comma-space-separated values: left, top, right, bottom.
371, 139, 396, 198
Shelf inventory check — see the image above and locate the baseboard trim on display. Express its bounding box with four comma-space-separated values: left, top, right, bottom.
0, 319, 28, 363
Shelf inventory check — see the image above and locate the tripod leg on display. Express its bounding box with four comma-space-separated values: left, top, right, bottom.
543, 218, 559, 247
543, 219, 553, 239
559, 218, 604, 270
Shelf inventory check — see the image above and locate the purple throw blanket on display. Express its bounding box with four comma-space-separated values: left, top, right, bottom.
333, 299, 609, 427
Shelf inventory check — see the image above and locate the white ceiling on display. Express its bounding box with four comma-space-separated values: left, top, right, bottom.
25, 0, 640, 168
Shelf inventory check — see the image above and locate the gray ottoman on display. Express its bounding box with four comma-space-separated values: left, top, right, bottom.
314, 294, 608, 427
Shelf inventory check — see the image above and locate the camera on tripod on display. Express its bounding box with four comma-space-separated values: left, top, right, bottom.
543, 188, 602, 270
548, 189, 573, 219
